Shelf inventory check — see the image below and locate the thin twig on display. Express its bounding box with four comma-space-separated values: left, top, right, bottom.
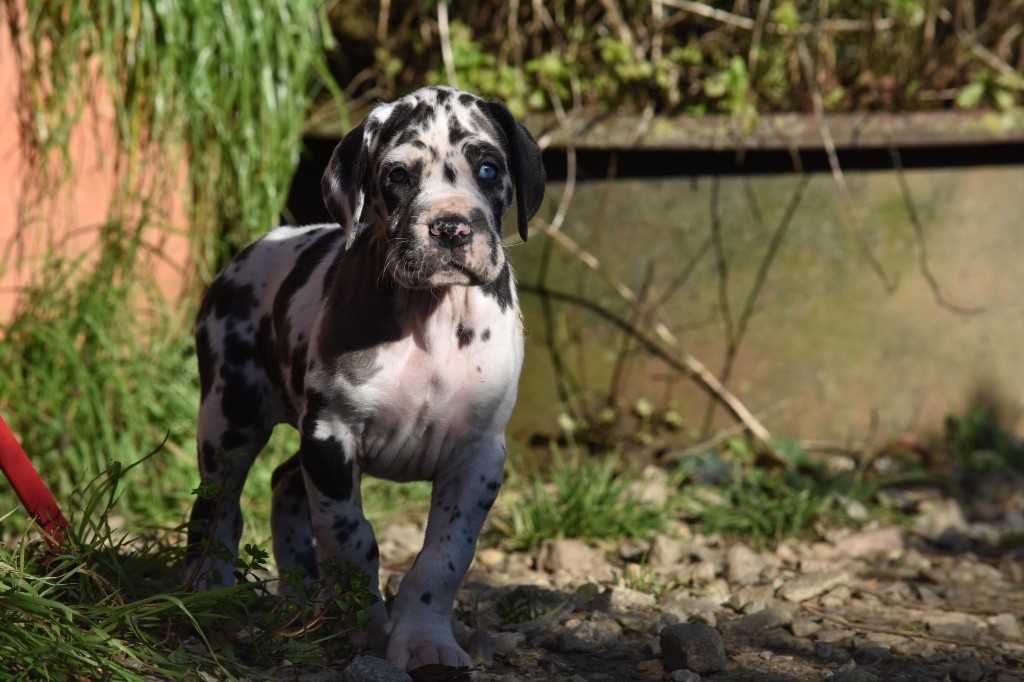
796, 37, 896, 294
518, 283, 789, 468
888, 143, 986, 316
437, 0, 458, 88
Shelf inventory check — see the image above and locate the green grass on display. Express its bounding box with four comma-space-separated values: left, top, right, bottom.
0, 457, 375, 681
674, 438, 917, 547
490, 445, 669, 551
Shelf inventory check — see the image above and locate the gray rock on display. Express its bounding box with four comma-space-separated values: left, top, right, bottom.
720, 606, 793, 635
491, 630, 526, 654
823, 669, 879, 682
467, 629, 494, 666
624, 465, 671, 508
729, 585, 775, 614
650, 534, 688, 567
660, 623, 727, 674
778, 570, 849, 602
604, 585, 656, 612
726, 545, 765, 584
790, 615, 822, 638
342, 656, 412, 682
834, 527, 905, 556
669, 670, 702, 682
537, 538, 602, 576
990, 613, 1024, 641
914, 498, 970, 549
923, 611, 985, 639
953, 656, 984, 682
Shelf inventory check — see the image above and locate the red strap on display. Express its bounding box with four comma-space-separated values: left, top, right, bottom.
0, 413, 68, 548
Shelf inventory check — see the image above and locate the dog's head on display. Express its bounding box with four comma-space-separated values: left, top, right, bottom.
322, 87, 545, 289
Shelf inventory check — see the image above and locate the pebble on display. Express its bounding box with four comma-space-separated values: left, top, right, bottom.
491, 631, 526, 655
604, 585, 656, 611
989, 613, 1024, 641
823, 669, 879, 682
669, 670, 702, 682
726, 544, 765, 584
790, 615, 822, 638
953, 656, 984, 682
467, 629, 494, 666
505, 650, 541, 667
778, 570, 849, 602
537, 539, 604, 577
342, 656, 412, 682
649, 534, 688, 567
721, 605, 793, 635
834, 527, 905, 555
660, 623, 727, 674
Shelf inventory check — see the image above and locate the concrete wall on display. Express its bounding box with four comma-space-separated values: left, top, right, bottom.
511, 165, 1024, 445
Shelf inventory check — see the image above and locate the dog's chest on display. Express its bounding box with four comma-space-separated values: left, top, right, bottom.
316, 292, 523, 479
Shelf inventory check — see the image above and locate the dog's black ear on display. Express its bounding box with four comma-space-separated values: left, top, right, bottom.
484, 99, 546, 242
322, 123, 369, 246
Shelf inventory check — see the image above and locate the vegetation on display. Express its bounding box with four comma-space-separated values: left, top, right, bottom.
330, 1, 1024, 118
0, 460, 376, 680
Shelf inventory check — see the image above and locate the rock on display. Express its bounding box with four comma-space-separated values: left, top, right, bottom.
505, 650, 541, 667
604, 585, 656, 611
467, 629, 494, 666
678, 561, 718, 585
823, 669, 878, 682
669, 670, 702, 682
555, 618, 620, 652
342, 655, 412, 682
379, 524, 423, 559
660, 623, 727, 674
990, 613, 1024, 641
625, 465, 671, 508
537, 539, 602, 576
778, 570, 849, 603
834, 527, 905, 556
649, 534, 688, 567
720, 606, 793, 635
384, 572, 404, 601
634, 658, 665, 677
726, 545, 765, 584
491, 631, 526, 655
619, 537, 648, 561
953, 656, 984, 682
820, 585, 852, 609
817, 628, 853, 644
923, 611, 985, 639
476, 547, 505, 568
914, 498, 970, 549
790, 615, 822, 638
728, 585, 774, 614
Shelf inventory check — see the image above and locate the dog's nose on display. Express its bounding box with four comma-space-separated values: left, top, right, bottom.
429, 215, 472, 248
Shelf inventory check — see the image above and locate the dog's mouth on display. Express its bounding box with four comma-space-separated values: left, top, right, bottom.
390, 246, 499, 289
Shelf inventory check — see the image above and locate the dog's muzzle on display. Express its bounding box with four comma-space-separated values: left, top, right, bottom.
429, 213, 472, 250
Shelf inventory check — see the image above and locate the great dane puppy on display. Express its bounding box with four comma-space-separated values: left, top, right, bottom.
185, 86, 545, 671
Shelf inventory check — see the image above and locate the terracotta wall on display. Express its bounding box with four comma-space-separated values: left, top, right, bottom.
0, 13, 192, 322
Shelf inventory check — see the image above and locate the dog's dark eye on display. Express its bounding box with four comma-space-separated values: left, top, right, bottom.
477, 163, 497, 181
388, 167, 410, 184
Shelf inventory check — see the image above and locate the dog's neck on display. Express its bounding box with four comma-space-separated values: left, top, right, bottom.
323, 229, 510, 353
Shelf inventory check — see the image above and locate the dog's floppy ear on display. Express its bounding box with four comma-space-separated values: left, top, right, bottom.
484, 99, 546, 242
322, 122, 369, 247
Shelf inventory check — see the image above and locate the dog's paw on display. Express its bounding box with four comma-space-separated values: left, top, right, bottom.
387, 626, 473, 672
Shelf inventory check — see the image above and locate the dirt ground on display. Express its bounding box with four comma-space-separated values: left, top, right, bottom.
342, 477, 1024, 682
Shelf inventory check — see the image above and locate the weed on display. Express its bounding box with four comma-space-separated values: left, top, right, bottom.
674, 438, 915, 547
491, 445, 668, 551
0, 450, 375, 679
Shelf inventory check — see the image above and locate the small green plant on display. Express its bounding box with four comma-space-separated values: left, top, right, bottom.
675, 438, 909, 547
491, 445, 667, 550
942, 406, 1024, 472
0, 452, 376, 679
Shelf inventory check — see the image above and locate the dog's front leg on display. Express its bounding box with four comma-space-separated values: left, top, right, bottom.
300, 429, 389, 649
386, 440, 505, 671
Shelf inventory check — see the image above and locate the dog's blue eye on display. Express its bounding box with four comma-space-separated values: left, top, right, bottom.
478, 163, 497, 180
389, 167, 409, 183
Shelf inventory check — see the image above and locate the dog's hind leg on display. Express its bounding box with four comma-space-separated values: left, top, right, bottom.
271, 452, 318, 595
